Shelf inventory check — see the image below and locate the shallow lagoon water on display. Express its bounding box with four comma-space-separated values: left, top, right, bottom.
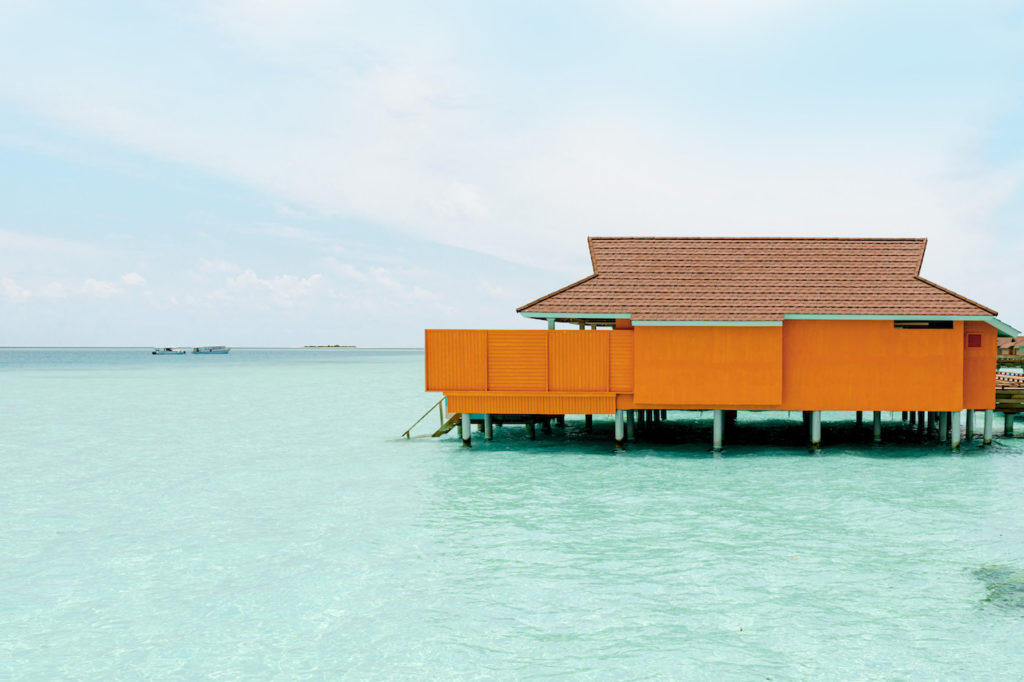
2, 348, 1024, 680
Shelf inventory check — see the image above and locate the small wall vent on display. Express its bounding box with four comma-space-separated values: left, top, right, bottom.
967, 333, 982, 348
894, 320, 954, 330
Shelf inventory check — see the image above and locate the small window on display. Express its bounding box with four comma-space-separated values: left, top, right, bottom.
894, 320, 954, 330
967, 333, 982, 348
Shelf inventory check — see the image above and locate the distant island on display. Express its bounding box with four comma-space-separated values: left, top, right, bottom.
303, 345, 357, 349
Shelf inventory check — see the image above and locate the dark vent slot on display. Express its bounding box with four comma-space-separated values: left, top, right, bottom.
967, 333, 982, 348
894, 320, 955, 330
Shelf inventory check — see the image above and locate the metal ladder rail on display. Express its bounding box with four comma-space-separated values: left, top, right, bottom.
402, 396, 454, 438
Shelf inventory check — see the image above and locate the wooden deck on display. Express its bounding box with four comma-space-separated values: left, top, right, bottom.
997, 371, 1024, 415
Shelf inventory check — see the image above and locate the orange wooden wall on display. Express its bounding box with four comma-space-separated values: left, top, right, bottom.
781, 320, 963, 410
428, 321, 995, 412
633, 326, 782, 406
962, 320, 996, 409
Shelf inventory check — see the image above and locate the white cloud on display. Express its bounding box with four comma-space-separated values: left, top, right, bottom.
79, 278, 123, 297
225, 269, 326, 305
38, 282, 68, 299
121, 272, 146, 286
1, 277, 31, 303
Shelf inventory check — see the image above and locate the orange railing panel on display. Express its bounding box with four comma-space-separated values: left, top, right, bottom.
609, 332, 634, 393
487, 331, 549, 391
548, 331, 610, 392
425, 330, 487, 391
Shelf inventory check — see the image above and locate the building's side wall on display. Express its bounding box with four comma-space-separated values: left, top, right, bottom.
633, 326, 783, 406
428, 321, 985, 413
962, 320, 996, 409
782, 320, 963, 410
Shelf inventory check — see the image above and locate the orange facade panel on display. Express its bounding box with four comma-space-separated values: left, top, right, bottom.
488, 331, 548, 391
425, 329, 487, 391
782, 320, 963, 410
446, 392, 616, 415
609, 332, 634, 393
634, 326, 783, 406
548, 331, 609, 392
962, 321, 996, 410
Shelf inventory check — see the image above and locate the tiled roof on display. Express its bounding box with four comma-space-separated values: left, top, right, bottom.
518, 237, 996, 320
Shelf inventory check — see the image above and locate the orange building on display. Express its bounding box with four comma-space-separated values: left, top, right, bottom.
425, 238, 1019, 450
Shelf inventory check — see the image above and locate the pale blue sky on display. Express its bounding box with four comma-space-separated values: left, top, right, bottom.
2, 1, 1023, 346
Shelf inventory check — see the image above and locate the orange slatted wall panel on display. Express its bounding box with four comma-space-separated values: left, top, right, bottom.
634, 326, 782, 406
548, 331, 609, 392
487, 331, 549, 391
609, 331, 634, 393
782, 320, 963, 410
962, 321, 996, 410
424, 329, 487, 391
446, 392, 616, 415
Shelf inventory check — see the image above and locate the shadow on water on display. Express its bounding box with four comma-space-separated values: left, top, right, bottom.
974, 565, 1024, 610
444, 413, 1019, 460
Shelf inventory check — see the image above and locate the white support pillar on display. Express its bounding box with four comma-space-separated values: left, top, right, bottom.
1006, 412, 1016, 437
713, 409, 724, 452
484, 414, 493, 441
810, 410, 822, 451
983, 409, 993, 445
939, 411, 948, 443
873, 411, 882, 443
626, 409, 636, 441
461, 413, 472, 447
965, 409, 975, 440
547, 318, 555, 330
614, 409, 625, 446
951, 411, 961, 451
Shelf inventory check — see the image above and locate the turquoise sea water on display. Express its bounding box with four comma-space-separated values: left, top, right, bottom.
3, 348, 1024, 680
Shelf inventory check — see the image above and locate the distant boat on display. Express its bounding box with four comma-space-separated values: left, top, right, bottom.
152, 347, 186, 355
192, 346, 230, 354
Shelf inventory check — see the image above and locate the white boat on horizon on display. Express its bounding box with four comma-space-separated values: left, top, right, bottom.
152, 347, 186, 355
193, 345, 230, 354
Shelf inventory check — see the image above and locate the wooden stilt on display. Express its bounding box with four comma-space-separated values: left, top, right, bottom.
983, 410, 993, 445
856, 411, 863, 427
1006, 412, 1015, 437
585, 414, 593, 431
810, 410, 821, 451
626, 409, 636, 441
484, 414, 492, 441
713, 409, 724, 452
965, 409, 974, 440
526, 421, 536, 440
939, 412, 948, 443
873, 411, 882, 443
614, 409, 624, 446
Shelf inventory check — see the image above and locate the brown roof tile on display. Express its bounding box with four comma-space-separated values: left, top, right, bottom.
518, 237, 996, 319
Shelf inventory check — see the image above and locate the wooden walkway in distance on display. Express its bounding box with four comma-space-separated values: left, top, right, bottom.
997, 371, 1024, 415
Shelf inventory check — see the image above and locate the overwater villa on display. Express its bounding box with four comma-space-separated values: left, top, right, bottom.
423, 238, 1022, 450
